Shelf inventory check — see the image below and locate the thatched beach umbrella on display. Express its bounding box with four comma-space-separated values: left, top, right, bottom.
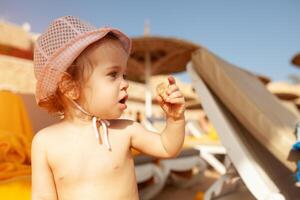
256, 74, 271, 85
0, 21, 36, 94
293, 98, 300, 112
267, 82, 300, 101
127, 36, 200, 83
127, 35, 200, 119
0, 21, 35, 60
291, 53, 300, 67
0, 55, 35, 94
273, 93, 299, 101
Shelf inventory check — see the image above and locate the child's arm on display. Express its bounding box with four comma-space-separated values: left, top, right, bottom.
130, 76, 186, 158
31, 131, 58, 200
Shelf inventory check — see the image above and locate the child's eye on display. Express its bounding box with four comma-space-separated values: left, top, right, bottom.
108, 72, 127, 80
109, 72, 117, 78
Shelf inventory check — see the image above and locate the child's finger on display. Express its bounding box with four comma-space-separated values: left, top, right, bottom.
169, 97, 185, 104
166, 91, 183, 101
168, 75, 176, 85
167, 85, 179, 95
156, 82, 169, 99
156, 95, 163, 104
157, 95, 171, 111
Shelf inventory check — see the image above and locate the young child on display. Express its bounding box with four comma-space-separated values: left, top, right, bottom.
31, 16, 186, 200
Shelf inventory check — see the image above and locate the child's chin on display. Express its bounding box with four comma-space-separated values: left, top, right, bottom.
116, 111, 124, 118
104, 112, 123, 119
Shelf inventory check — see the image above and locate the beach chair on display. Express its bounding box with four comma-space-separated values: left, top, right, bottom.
133, 145, 207, 198
185, 119, 227, 175
148, 114, 227, 176
134, 154, 167, 200
143, 104, 227, 187
160, 148, 207, 188
134, 117, 209, 192
186, 47, 300, 200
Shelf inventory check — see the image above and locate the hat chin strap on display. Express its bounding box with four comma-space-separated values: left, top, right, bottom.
67, 98, 111, 150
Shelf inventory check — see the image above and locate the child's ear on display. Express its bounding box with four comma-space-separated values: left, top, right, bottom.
58, 73, 80, 100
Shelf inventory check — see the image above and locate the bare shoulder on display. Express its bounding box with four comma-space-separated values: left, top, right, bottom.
32, 122, 65, 150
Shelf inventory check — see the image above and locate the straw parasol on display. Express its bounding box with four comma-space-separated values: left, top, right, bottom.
0, 21, 34, 50
293, 98, 300, 113
291, 53, 300, 67
256, 74, 271, 85
127, 36, 200, 83
127, 32, 201, 119
0, 55, 35, 94
0, 21, 36, 93
0, 21, 35, 60
267, 82, 300, 101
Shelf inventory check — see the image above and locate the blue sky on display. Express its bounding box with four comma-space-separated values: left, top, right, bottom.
1, 0, 300, 83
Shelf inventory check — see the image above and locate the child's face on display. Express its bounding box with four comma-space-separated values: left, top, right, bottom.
78, 39, 129, 119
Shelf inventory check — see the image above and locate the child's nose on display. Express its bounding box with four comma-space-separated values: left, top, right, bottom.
122, 79, 129, 90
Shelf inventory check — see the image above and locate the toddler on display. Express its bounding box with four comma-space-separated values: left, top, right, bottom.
31, 16, 186, 200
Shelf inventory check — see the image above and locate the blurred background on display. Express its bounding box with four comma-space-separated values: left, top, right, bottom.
1, 1, 300, 200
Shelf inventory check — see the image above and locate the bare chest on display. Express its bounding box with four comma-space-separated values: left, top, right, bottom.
46, 127, 132, 184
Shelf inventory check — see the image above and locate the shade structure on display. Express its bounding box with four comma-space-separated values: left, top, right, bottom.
127, 36, 200, 83
267, 82, 300, 101
291, 53, 300, 67
273, 93, 299, 101
256, 74, 271, 85
0, 21, 34, 51
127, 36, 200, 119
293, 98, 300, 113
0, 55, 35, 94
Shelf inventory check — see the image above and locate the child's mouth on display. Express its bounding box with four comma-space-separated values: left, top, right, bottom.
119, 98, 126, 104
118, 96, 128, 110
119, 95, 128, 104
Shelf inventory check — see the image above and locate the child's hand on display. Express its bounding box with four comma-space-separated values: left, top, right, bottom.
156, 75, 186, 120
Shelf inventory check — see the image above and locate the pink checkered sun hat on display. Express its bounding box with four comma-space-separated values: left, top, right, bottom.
33, 16, 132, 105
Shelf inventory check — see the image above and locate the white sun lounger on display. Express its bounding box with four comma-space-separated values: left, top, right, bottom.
136, 116, 212, 194
134, 154, 167, 200
134, 146, 207, 199
187, 47, 300, 200
160, 148, 207, 188
190, 48, 300, 172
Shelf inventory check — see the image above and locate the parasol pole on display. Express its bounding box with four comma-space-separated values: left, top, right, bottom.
144, 19, 152, 122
